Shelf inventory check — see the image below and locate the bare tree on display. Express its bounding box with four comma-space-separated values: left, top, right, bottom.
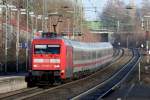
100, 0, 146, 47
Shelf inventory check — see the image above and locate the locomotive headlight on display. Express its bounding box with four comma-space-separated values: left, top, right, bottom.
54, 65, 60, 68
33, 64, 38, 67
50, 59, 60, 63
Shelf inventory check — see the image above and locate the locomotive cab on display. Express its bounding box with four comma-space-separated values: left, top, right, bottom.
26, 39, 65, 86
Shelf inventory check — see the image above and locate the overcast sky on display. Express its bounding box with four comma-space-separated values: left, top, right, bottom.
83, 0, 142, 20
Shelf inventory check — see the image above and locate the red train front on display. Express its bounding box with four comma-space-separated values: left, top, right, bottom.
26, 38, 72, 86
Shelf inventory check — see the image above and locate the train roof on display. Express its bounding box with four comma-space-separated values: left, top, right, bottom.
33, 37, 113, 50
69, 40, 113, 50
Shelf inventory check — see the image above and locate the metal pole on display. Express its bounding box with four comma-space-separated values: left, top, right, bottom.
67, 18, 70, 39
80, 0, 83, 36
31, 16, 33, 39
146, 41, 149, 63
57, 20, 60, 34
10, 9, 13, 34
16, 10, 20, 72
80, 0, 83, 41
36, 17, 38, 31
0, 6, 3, 72
10, 0, 13, 34
73, 0, 76, 40
42, 0, 44, 31
141, 18, 144, 30
127, 35, 129, 48
45, 18, 47, 32
117, 20, 120, 33
45, 0, 48, 31
147, 19, 148, 31
5, 4, 8, 73
138, 62, 141, 82
26, 0, 29, 71
49, 17, 52, 32
42, 17, 44, 31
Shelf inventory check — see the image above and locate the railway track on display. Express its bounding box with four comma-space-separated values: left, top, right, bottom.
0, 87, 44, 100
71, 49, 140, 100
0, 49, 131, 100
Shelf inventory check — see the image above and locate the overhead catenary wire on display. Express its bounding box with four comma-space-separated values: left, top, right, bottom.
81, 0, 104, 21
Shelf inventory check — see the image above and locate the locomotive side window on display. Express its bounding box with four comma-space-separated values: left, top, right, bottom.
34, 44, 60, 54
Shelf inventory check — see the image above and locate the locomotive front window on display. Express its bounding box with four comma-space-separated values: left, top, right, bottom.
47, 45, 60, 54
34, 44, 60, 54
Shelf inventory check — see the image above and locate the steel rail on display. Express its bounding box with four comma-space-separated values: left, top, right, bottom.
71, 49, 140, 100
0, 49, 123, 100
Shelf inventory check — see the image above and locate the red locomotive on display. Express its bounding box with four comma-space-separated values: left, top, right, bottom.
25, 33, 113, 87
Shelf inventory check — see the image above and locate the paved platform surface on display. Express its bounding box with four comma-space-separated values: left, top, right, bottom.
0, 72, 27, 94
104, 83, 150, 100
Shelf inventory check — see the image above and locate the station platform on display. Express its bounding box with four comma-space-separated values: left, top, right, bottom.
0, 72, 27, 94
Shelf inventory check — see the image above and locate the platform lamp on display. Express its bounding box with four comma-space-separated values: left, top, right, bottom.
11, 7, 27, 72
0, 4, 8, 73
19, 9, 29, 71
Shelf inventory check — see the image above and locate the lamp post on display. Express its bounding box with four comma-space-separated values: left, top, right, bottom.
26, 0, 29, 71
16, 9, 20, 72
42, 0, 46, 32
5, 4, 8, 73
0, 3, 17, 73
67, 18, 70, 39
117, 20, 120, 33
11, 8, 27, 72
19, 9, 27, 71
73, 0, 78, 40
138, 60, 141, 82
10, 7, 19, 72
138, 44, 143, 82
29, 11, 35, 40
0, 3, 8, 73
11, 8, 20, 72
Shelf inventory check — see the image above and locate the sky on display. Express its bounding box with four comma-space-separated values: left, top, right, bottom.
83, 0, 142, 21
